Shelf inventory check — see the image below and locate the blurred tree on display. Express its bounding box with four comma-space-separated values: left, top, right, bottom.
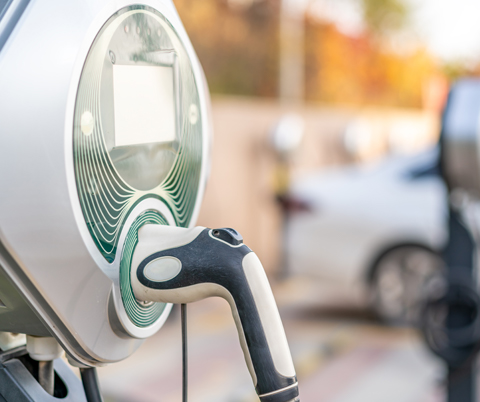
361, 0, 409, 38
174, 0, 280, 97
441, 61, 471, 81
305, 18, 437, 107
174, 0, 442, 108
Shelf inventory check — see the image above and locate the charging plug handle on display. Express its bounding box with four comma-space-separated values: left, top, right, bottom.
132, 227, 299, 402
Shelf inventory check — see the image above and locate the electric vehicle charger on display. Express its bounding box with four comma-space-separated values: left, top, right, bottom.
420, 78, 480, 402
0, 0, 299, 400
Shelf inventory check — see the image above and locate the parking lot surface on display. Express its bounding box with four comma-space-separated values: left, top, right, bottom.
98, 278, 444, 402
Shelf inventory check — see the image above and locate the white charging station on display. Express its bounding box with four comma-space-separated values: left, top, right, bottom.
0, 0, 210, 366
0, 1, 299, 401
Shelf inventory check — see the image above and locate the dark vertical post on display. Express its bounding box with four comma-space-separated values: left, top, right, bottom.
448, 362, 476, 402
444, 209, 476, 402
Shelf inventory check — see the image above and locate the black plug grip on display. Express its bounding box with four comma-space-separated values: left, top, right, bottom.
135, 228, 299, 400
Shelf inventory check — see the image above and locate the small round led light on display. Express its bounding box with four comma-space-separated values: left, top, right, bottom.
80, 111, 94, 136
189, 104, 199, 125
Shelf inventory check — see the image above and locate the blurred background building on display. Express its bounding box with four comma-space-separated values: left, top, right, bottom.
99, 1, 480, 401
175, 0, 462, 273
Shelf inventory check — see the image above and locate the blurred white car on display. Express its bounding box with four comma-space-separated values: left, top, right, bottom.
285, 147, 448, 324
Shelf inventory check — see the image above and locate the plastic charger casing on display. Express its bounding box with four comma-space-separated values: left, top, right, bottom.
0, 0, 210, 366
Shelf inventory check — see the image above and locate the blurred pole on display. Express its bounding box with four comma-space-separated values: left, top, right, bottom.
279, 0, 306, 104
448, 363, 475, 402
270, 114, 305, 279
278, 0, 305, 280
274, 162, 291, 280
422, 208, 479, 402
444, 209, 477, 402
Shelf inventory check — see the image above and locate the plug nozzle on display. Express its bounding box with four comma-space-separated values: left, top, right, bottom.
131, 225, 299, 401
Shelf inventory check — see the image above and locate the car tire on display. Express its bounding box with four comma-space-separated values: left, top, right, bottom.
370, 246, 443, 326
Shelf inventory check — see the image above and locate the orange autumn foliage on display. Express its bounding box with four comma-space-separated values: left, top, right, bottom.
305, 19, 438, 107
174, 0, 279, 97
174, 0, 441, 108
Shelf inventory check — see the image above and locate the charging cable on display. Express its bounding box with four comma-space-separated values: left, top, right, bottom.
181, 304, 188, 402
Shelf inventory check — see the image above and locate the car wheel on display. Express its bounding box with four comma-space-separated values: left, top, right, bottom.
370, 246, 443, 326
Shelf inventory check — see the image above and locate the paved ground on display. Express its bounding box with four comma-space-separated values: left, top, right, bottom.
97, 278, 445, 402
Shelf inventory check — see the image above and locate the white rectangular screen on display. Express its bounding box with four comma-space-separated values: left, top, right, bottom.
113, 65, 176, 147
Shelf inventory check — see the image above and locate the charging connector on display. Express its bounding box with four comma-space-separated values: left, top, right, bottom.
131, 225, 299, 402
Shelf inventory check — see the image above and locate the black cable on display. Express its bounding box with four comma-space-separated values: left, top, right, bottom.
181, 303, 188, 402
80, 367, 104, 402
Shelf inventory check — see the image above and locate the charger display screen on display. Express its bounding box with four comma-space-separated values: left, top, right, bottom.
113, 64, 176, 148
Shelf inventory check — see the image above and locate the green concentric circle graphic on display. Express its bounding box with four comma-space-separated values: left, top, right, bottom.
73, 6, 203, 264
119, 211, 168, 327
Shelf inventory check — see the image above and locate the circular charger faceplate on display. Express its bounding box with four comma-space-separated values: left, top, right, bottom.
73, 6, 203, 264
73, 5, 206, 331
